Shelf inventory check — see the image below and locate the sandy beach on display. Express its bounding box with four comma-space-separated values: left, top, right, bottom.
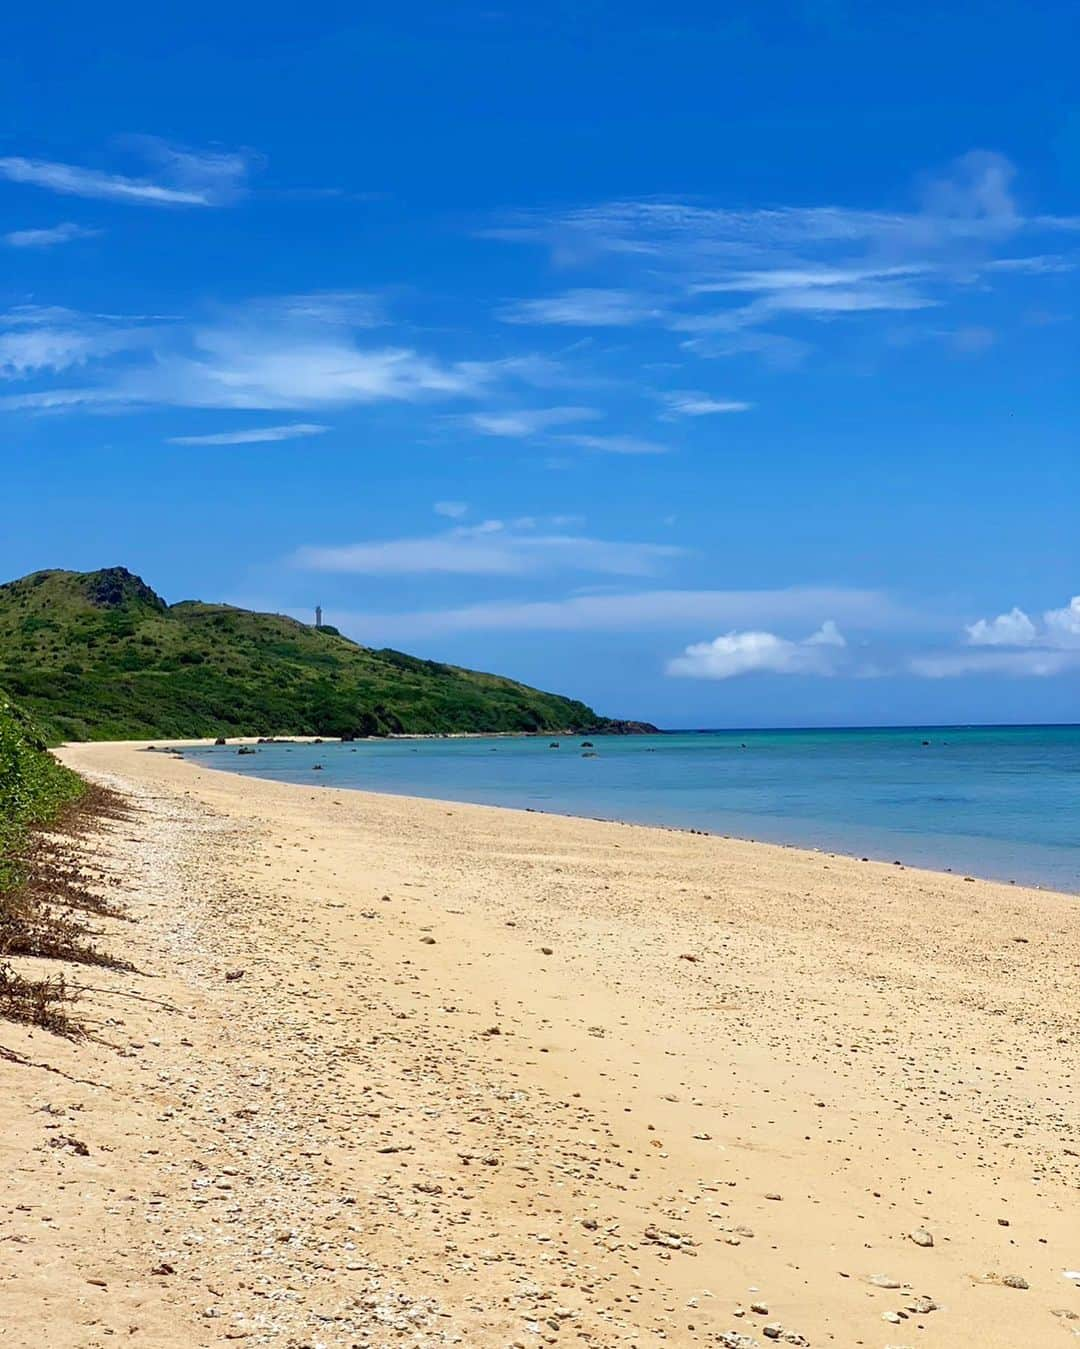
2, 741, 1077, 1348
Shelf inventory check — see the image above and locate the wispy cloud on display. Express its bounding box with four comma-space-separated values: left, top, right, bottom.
487, 152, 1078, 362
131, 335, 490, 410
667, 620, 846, 679
0, 295, 544, 413
494, 153, 1075, 261
657, 390, 752, 417
555, 433, 671, 455
0, 138, 254, 207
434, 500, 469, 518
910, 649, 1077, 678
293, 521, 684, 578
499, 288, 665, 326
460, 406, 601, 437
3, 221, 100, 248
166, 422, 329, 446
0, 305, 150, 380
314, 586, 892, 641
689, 263, 931, 294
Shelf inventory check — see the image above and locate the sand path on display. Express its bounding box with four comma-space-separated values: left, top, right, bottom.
1, 741, 1077, 1347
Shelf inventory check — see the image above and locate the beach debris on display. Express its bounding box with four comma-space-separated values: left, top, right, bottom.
679, 952, 700, 962
224, 969, 245, 981
48, 1133, 90, 1156
540, 945, 554, 955
1002, 1274, 1029, 1289
151, 1262, 176, 1276
909, 1227, 934, 1248
764, 1192, 783, 1201
869, 1274, 902, 1289
420, 935, 436, 945
643, 1224, 697, 1254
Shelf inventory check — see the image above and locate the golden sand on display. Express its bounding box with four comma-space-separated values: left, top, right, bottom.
1, 740, 1077, 1347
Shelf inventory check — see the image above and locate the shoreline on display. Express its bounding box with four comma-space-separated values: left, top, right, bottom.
168, 737, 1079, 899
2, 739, 1077, 1346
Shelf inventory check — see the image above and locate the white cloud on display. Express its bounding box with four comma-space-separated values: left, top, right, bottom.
166, 422, 329, 445
132, 331, 485, 410
913, 591, 1080, 676
433, 500, 469, 518
666, 622, 846, 679
805, 618, 846, 646
3, 221, 99, 248
314, 587, 890, 641
964, 594, 1080, 650
966, 606, 1037, 646
460, 406, 601, 437
555, 433, 671, 455
1044, 595, 1080, 646
293, 523, 684, 578
0, 139, 252, 207
657, 390, 752, 417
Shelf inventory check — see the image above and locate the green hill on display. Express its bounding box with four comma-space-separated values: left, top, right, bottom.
0, 567, 652, 742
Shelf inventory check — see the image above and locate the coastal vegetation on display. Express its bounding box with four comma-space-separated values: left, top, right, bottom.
0, 567, 650, 742
0, 691, 119, 1031
0, 694, 83, 888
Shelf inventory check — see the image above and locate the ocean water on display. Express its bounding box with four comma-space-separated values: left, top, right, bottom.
182, 725, 1080, 894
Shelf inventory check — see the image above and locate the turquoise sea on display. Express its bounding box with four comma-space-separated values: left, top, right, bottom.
183, 725, 1080, 894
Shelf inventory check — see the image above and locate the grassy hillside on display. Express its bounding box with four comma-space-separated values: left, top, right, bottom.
0, 567, 648, 742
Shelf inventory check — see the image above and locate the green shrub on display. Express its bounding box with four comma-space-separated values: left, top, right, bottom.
0, 693, 84, 895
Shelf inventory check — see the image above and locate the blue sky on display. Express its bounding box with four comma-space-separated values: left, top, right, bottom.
3, 1, 1078, 727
